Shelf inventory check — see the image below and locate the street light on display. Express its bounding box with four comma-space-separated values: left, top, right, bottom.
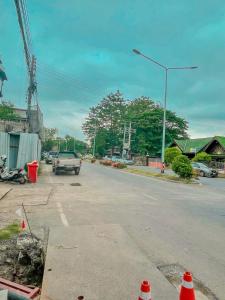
132, 49, 198, 173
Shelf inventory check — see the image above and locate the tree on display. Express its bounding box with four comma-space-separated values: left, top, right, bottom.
165, 147, 181, 164
82, 91, 126, 155
172, 155, 192, 179
82, 93, 189, 157
43, 127, 57, 141
0, 101, 18, 120
126, 96, 188, 156
192, 152, 211, 163
60, 135, 87, 154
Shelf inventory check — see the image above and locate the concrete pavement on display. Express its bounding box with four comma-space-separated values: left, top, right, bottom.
23, 163, 225, 299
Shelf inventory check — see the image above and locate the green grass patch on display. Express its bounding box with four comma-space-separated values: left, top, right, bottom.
218, 173, 225, 178
38, 162, 42, 176
124, 168, 195, 184
0, 223, 20, 240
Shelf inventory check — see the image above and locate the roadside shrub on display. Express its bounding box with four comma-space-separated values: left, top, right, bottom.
112, 162, 127, 169
101, 160, 112, 166
91, 158, 96, 163
192, 152, 211, 163
165, 147, 181, 165
172, 155, 192, 179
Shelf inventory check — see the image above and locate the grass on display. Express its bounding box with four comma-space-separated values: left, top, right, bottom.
0, 223, 20, 240
38, 162, 42, 176
218, 173, 225, 178
123, 168, 195, 184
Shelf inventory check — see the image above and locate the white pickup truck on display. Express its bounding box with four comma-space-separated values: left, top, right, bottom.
52, 151, 81, 175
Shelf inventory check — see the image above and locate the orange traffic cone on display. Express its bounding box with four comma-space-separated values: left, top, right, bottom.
138, 280, 151, 300
21, 220, 26, 230
179, 272, 195, 300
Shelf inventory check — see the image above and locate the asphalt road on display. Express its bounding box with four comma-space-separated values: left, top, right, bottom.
32, 162, 225, 300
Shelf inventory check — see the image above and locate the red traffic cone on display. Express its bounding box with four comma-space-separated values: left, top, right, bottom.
21, 220, 26, 230
138, 280, 151, 300
179, 272, 195, 300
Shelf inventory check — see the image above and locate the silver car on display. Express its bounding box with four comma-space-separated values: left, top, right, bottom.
191, 162, 218, 178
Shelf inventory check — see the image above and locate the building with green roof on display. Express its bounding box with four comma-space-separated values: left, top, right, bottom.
171, 136, 225, 161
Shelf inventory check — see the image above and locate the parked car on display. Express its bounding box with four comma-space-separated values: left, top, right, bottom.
191, 162, 218, 177
45, 151, 58, 164
52, 151, 81, 175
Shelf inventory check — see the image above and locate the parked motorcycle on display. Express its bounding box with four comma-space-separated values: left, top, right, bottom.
0, 155, 27, 184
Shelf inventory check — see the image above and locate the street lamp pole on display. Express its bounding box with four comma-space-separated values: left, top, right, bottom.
162, 68, 168, 167
132, 49, 197, 173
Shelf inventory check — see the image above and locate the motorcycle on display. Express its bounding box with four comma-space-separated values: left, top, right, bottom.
0, 155, 27, 184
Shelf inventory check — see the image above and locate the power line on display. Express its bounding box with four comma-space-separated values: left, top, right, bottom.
21, 0, 33, 52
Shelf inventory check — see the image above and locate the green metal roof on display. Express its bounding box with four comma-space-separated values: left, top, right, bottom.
216, 136, 225, 148
174, 136, 225, 153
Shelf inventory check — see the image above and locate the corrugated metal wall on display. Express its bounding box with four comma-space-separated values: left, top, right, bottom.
16, 133, 41, 168
0, 132, 41, 169
0, 132, 10, 167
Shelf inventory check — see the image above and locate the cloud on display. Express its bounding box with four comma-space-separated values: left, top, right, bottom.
1, 0, 225, 139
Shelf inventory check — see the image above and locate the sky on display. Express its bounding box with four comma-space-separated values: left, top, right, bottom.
1, 0, 225, 140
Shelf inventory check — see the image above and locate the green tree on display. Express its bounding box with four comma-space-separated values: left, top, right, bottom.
0, 101, 18, 120
192, 152, 211, 163
82, 93, 188, 157
165, 147, 181, 164
60, 135, 87, 154
172, 155, 192, 179
82, 91, 126, 155
126, 97, 188, 155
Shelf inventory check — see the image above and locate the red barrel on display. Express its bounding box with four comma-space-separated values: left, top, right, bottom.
27, 161, 39, 183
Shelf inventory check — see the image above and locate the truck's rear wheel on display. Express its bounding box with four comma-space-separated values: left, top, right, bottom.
74, 168, 80, 175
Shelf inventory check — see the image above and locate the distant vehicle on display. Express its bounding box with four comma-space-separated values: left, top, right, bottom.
103, 155, 134, 165
52, 151, 81, 175
41, 151, 48, 160
45, 151, 58, 164
191, 162, 218, 178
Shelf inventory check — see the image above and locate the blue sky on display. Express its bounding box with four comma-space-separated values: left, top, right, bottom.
1, 0, 225, 140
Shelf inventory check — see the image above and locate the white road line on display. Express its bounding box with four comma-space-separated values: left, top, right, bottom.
142, 193, 158, 201
57, 202, 69, 227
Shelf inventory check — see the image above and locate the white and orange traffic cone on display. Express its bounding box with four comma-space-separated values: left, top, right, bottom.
138, 280, 151, 300
179, 272, 195, 300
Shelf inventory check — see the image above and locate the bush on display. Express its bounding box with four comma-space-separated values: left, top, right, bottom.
172, 155, 192, 179
112, 162, 127, 169
101, 160, 112, 166
192, 152, 211, 163
91, 158, 96, 163
165, 147, 181, 164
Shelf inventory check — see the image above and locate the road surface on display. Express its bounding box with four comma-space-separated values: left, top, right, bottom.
29, 162, 224, 300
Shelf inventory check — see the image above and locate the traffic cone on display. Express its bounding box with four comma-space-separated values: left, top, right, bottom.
21, 220, 26, 230
179, 272, 195, 300
138, 280, 151, 300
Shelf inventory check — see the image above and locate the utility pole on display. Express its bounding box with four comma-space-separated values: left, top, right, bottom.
122, 122, 135, 159
92, 126, 97, 157
14, 0, 38, 133
74, 137, 76, 152
27, 56, 37, 132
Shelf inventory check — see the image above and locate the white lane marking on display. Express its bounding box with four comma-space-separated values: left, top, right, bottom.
142, 193, 158, 201
57, 202, 69, 227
